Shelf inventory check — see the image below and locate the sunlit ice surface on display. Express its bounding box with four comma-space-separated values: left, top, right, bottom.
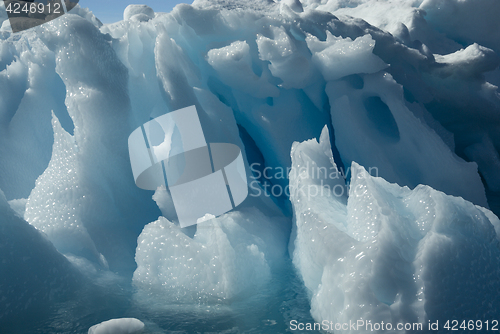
1, 0, 500, 332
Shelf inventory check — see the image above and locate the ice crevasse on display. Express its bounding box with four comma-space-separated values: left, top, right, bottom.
0, 0, 500, 332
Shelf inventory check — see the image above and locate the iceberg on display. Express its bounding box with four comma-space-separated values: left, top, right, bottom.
0, 0, 499, 332
289, 127, 500, 332
88, 318, 145, 334
133, 208, 288, 304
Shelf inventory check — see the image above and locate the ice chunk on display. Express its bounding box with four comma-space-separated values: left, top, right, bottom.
123, 5, 154, 22
289, 129, 500, 331
301, 0, 463, 54
324, 0, 420, 39
433, 44, 500, 79
257, 25, 319, 89
312, 0, 500, 56
207, 40, 280, 99
88, 318, 144, 334
25, 113, 103, 264
288, 127, 349, 290
196, 213, 216, 224
326, 71, 488, 207
306, 32, 388, 81
133, 208, 289, 304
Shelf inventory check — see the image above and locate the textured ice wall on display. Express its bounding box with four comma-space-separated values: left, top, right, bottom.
300, 0, 500, 194
0, 29, 70, 200
0, 0, 499, 330
289, 127, 500, 332
306, 0, 500, 54
0, 1, 495, 254
326, 70, 487, 205
25, 113, 106, 265
21, 16, 162, 274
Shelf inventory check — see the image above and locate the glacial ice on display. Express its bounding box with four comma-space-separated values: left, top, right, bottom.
123, 5, 155, 22
133, 208, 288, 304
0, 0, 499, 332
289, 127, 500, 331
88, 318, 145, 334
306, 32, 388, 82
327, 70, 488, 207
